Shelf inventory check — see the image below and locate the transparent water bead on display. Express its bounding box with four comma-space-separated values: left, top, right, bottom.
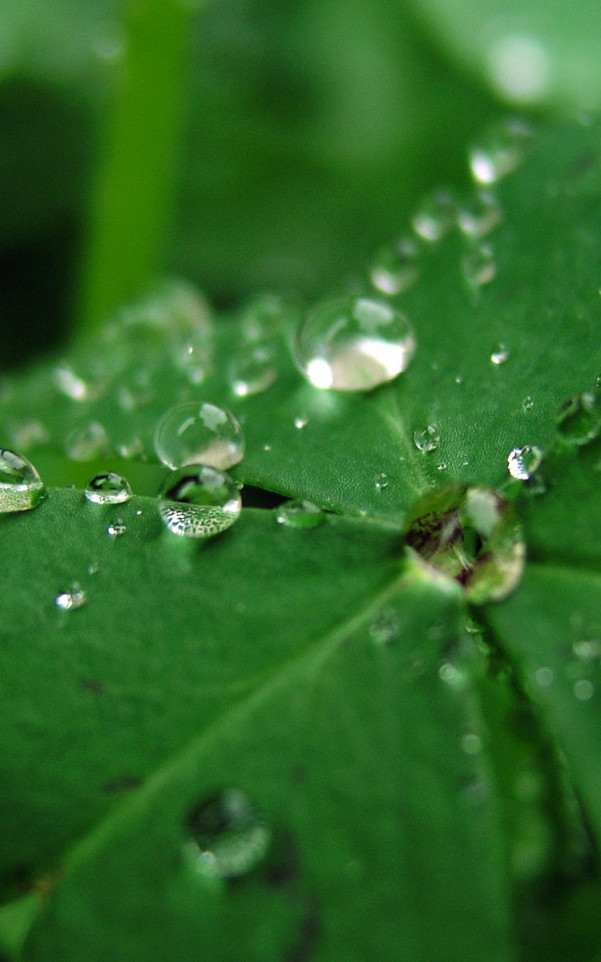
0, 450, 45, 513
557, 391, 601, 445
469, 118, 534, 185
412, 189, 457, 242
239, 292, 290, 342
154, 402, 244, 471
461, 243, 497, 286
295, 296, 416, 391
65, 421, 109, 461
507, 445, 542, 481
414, 426, 440, 453
185, 788, 270, 879
374, 472, 389, 491
55, 583, 87, 611
229, 343, 278, 397
158, 465, 241, 539
490, 343, 509, 365
275, 500, 324, 529
405, 485, 525, 603
85, 472, 132, 505
369, 237, 420, 295
106, 520, 127, 537
458, 191, 502, 238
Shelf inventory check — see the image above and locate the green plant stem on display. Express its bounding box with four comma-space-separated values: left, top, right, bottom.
77, 0, 198, 338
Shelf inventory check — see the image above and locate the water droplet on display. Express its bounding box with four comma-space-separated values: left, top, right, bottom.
8, 420, 50, 452
229, 343, 278, 398
490, 343, 509, 365
0, 450, 45, 513
374, 472, 389, 491
414, 426, 440, 453
507, 445, 542, 480
557, 391, 601, 445
275, 500, 324, 529
461, 733, 483, 755
522, 396, 534, 412
437, 462, 447, 471
64, 422, 109, 461
295, 296, 416, 391
534, 666, 554, 688
572, 638, 601, 661
294, 416, 308, 430
461, 243, 497, 286
458, 191, 502, 238
469, 118, 534, 185
185, 788, 270, 879
239, 293, 289, 342
158, 465, 241, 539
487, 35, 551, 104
154, 402, 244, 471
369, 610, 400, 644
55, 583, 86, 611
53, 363, 89, 402
412, 189, 457, 242
405, 485, 525, 603
85, 472, 133, 505
369, 237, 420, 295
263, 444, 272, 452
106, 520, 127, 537
438, 661, 468, 688
574, 678, 595, 702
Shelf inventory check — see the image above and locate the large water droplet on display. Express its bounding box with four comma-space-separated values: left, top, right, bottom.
412, 189, 457, 242
158, 465, 241, 539
458, 191, 502, 238
405, 485, 525, 603
469, 118, 534, 185
414, 426, 440, 453
154, 402, 244, 471
0, 450, 45, 513
229, 344, 278, 397
275, 500, 324, 529
295, 296, 416, 391
369, 237, 420, 295
507, 445, 542, 480
557, 391, 601, 445
55, 582, 87, 611
185, 788, 270, 879
85, 472, 132, 505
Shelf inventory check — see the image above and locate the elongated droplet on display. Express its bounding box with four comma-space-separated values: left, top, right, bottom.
557, 391, 601, 445
275, 500, 324, 529
0, 449, 45, 513
158, 465, 241, 539
369, 237, 420, 295
154, 402, 244, 471
507, 445, 542, 480
295, 296, 416, 391
405, 485, 525, 603
469, 118, 534, 185
185, 789, 271, 879
412, 189, 457, 242
55, 583, 87, 611
85, 472, 132, 505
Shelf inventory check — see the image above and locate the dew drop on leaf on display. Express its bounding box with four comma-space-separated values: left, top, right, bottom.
106, 520, 127, 537
54, 583, 87, 611
461, 243, 497, 286
275, 500, 324, 529
369, 236, 420, 295
368, 610, 400, 644
556, 390, 601, 445
295, 296, 416, 391
507, 445, 542, 480
573, 679, 595, 701
414, 425, 440, 453
239, 292, 290, 342
64, 422, 109, 461
458, 191, 502, 238
185, 788, 271, 879
154, 402, 245, 471
158, 465, 241, 539
0, 449, 45, 513
85, 472, 133, 505
294, 416, 308, 429
229, 343, 278, 398
572, 638, 601, 661
374, 471, 389, 491
53, 363, 90, 402
522, 395, 534, 412
469, 117, 534, 185
411, 188, 457, 242
405, 485, 525, 603
490, 343, 509, 365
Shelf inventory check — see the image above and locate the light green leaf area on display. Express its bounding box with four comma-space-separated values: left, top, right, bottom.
405, 0, 601, 110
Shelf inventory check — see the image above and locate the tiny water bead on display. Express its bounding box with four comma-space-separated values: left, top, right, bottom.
158, 465, 241, 539
55, 583, 87, 611
458, 191, 502, 238
414, 426, 440, 453
229, 343, 278, 398
490, 343, 509, 365
106, 520, 127, 537
0, 450, 45, 513
295, 296, 416, 391
275, 500, 324, 529
522, 396, 534, 412
411, 189, 457, 242
64, 421, 109, 461
461, 243, 497, 286
469, 117, 534, 185
368, 610, 400, 644
405, 485, 525, 603
374, 472, 389, 491
154, 402, 245, 471
84, 472, 132, 505
556, 390, 601, 445
507, 445, 543, 481
369, 236, 420, 295
185, 788, 271, 879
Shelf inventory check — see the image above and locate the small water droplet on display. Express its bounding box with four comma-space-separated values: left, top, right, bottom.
154, 402, 245, 471
572, 638, 601, 661
437, 462, 447, 471
461, 733, 483, 755
574, 678, 595, 701
469, 118, 534, 185
461, 243, 497, 286
263, 444, 272, 452
522, 396, 534, 412
295, 296, 416, 391
230, 344, 278, 397
374, 472, 389, 491
557, 391, 601, 445
412, 189, 457, 242
438, 661, 468, 688
294, 416, 308, 430
487, 35, 551, 104
55, 583, 86, 611
458, 191, 502, 238
369, 236, 420, 295
158, 465, 241, 539
507, 445, 542, 480
368, 610, 400, 644
455, 375, 463, 384
240, 293, 289, 342
534, 666, 554, 688
106, 520, 127, 537
414, 426, 440, 453
53, 363, 89, 402
185, 788, 270, 879
275, 500, 324, 529
490, 343, 509, 365
405, 485, 525, 603
64, 422, 109, 461
8, 419, 50, 452
85, 472, 132, 505
0, 450, 45, 512
87, 561, 100, 575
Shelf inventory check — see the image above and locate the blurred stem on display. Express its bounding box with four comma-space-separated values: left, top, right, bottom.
77, 0, 199, 338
